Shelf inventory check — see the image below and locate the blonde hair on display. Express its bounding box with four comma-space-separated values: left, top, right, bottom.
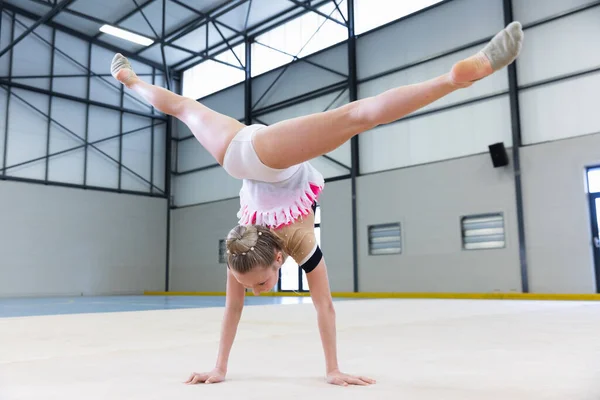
226, 225, 285, 273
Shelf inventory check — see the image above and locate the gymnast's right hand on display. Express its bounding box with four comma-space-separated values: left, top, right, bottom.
184, 368, 226, 384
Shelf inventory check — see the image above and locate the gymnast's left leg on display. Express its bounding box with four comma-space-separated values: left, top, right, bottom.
252, 22, 523, 169
110, 54, 244, 165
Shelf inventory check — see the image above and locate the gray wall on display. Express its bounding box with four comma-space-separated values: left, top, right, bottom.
357, 153, 521, 293
0, 10, 170, 298
521, 133, 600, 293
512, 0, 600, 293
0, 180, 167, 297
169, 198, 240, 292
169, 129, 600, 294
315, 179, 354, 292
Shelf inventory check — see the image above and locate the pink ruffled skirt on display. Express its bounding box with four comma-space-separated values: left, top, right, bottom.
237, 162, 324, 229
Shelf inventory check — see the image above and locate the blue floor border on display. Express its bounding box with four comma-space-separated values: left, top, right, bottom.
0, 295, 321, 318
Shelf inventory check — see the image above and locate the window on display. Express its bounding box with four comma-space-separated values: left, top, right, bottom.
218, 239, 227, 264
182, 44, 245, 99
588, 167, 600, 193
279, 204, 321, 292
461, 213, 505, 250
251, 1, 348, 77
354, 0, 444, 35
368, 223, 402, 255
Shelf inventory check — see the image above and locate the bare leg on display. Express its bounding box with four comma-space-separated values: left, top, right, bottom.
111, 54, 244, 165
253, 22, 524, 169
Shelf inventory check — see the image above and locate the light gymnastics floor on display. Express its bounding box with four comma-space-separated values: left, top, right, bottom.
1, 296, 599, 400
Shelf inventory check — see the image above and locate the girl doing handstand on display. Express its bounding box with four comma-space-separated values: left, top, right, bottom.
111, 22, 523, 387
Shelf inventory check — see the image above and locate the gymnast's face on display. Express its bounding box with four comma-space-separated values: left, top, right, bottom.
232, 250, 284, 296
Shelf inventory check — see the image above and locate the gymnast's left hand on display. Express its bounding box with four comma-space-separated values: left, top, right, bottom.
184, 368, 226, 385
326, 369, 376, 386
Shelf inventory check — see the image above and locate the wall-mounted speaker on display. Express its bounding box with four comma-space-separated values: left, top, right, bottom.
488, 142, 509, 168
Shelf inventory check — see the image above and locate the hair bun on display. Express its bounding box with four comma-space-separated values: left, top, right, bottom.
226, 225, 259, 254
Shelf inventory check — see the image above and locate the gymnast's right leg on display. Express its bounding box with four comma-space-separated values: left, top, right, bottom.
251, 22, 524, 170
111, 54, 244, 165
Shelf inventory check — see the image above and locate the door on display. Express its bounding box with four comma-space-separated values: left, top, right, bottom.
591, 195, 600, 290
588, 168, 600, 291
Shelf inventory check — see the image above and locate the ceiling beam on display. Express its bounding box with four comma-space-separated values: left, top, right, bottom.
132, 0, 159, 39
247, 0, 333, 38
170, 0, 334, 71
25, 0, 160, 41
287, 0, 347, 27
0, 0, 75, 59
169, 0, 242, 36
1, 2, 166, 71
164, 0, 247, 46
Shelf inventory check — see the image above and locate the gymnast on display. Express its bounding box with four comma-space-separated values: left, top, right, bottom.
111, 21, 523, 386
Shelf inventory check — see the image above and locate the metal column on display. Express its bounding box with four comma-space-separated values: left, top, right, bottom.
347, 0, 360, 292
244, 36, 252, 125
503, 0, 529, 293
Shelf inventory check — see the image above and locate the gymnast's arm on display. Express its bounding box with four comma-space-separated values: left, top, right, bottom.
214, 267, 246, 373
307, 257, 375, 386
305, 258, 339, 375
185, 267, 245, 384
